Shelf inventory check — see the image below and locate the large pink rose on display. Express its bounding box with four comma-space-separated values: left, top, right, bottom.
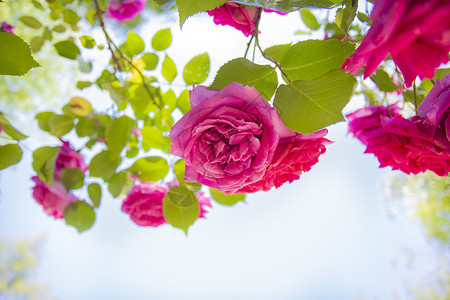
342, 0, 450, 87
418, 74, 450, 152
106, 0, 146, 23
169, 82, 330, 194
54, 141, 87, 178
347, 106, 450, 176
31, 176, 77, 219
207, 3, 259, 37
121, 181, 168, 227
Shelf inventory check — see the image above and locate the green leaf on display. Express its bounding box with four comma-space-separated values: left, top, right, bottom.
183, 52, 210, 85
76, 80, 93, 89
210, 188, 245, 206
108, 171, 134, 198
126, 31, 145, 56
280, 39, 355, 81
300, 9, 320, 30
336, 0, 358, 34
210, 58, 278, 101
32, 146, 59, 185
154, 0, 175, 9
232, 0, 335, 11
434, 68, 450, 80
274, 70, 357, 134
0, 113, 28, 140
54, 40, 81, 60
163, 185, 200, 234
89, 150, 122, 181
63, 9, 80, 25
263, 43, 291, 62
79, 36, 96, 49
30, 36, 45, 53
88, 183, 102, 208
174, 159, 186, 182
370, 69, 400, 93
48, 114, 74, 137
31, 0, 45, 10
53, 25, 66, 33
175, 0, 227, 26
151, 28, 172, 51
161, 55, 177, 82
61, 168, 85, 190
105, 115, 135, 154
75, 117, 95, 137
0, 32, 40, 75
177, 89, 190, 114
141, 52, 159, 70
69, 96, 92, 116
141, 126, 171, 153
35, 111, 54, 132
127, 156, 169, 181
64, 201, 95, 233
0, 144, 23, 170
19, 16, 42, 28
357, 11, 370, 24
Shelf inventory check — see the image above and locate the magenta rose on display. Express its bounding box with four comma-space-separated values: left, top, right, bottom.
121, 181, 168, 227
106, 0, 146, 23
342, 0, 450, 87
418, 74, 450, 152
54, 141, 87, 179
169, 82, 331, 194
347, 106, 450, 176
31, 176, 77, 219
0, 21, 14, 34
207, 3, 259, 37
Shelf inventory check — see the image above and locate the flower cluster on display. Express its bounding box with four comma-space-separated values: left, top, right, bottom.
342, 0, 450, 87
121, 180, 212, 227
106, 0, 147, 23
347, 76, 450, 176
169, 82, 331, 194
31, 141, 87, 218
207, 2, 290, 37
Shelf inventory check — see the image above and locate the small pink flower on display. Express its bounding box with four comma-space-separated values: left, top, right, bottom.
54, 141, 87, 179
132, 128, 141, 137
106, 0, 147, 23
0, 21, 14, 34
342, 0, 450, 87
121, 181, 168, 227
169, 82, 331, 194
31, 176, 77, 219
418, 74, 450, 152
347, 105, 450, 176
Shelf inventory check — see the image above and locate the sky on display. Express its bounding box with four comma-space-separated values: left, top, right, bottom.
0, 7, 445, 300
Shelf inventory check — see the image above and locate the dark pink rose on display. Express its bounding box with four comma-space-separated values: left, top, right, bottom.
169, 82, 331, 194
236, 129, 332, 193
418, 74, 450, 152
347, 106, 450, 176
342, 0, 450, 87
121, 181, 168, 227
208, 3, 259, 37
106, 0, 146, 23
31, 176, 76, 219
54, 141, 87, 179
0, 21, 14, 34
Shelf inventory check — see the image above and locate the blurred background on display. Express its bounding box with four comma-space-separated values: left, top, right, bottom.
1, 1, 449, 299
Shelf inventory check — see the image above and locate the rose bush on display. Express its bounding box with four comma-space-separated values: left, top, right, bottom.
122, 181, 212, 227
31, 177, 77, 219
418, 74, 450, 152
347, 105, 450, 176
342, 0, 450, 87
169, 82, 331, 194
106, 0, 147, 22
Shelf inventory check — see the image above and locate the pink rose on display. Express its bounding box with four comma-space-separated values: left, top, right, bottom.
54, 141, 87, 179
418, 74, 450, 152
169, 82, 330, 194
347, 106, 450, 176
121, 181, 168, 227
106, 0, 147, 23
342, 0, 450, 87
0, 21, 14, 34
208, 3, 259, 37
31, 176, 76, 219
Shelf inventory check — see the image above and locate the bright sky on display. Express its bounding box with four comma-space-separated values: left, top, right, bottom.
0, 8, 443, 300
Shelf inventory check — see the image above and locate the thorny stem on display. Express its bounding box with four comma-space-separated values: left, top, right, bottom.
93, 0, 158, 107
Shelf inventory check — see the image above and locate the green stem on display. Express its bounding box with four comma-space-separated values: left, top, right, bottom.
413, 81, 418, 115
